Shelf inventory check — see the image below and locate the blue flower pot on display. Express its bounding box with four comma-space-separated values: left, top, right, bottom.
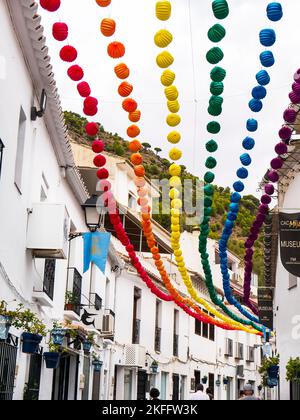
0, 315, 11, 340
83, 341, 93, 353
51, 328, 66, 346
22, 333, 42, 354
44, 352, 60, 369
267, 365, 279, 379
202, 377, 208, 385
93, 360, 103, 372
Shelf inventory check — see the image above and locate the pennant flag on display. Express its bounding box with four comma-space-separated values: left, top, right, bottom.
83, 232, 111, 274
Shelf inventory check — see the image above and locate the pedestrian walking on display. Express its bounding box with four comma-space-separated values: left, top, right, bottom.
239, 384, 261, 400
189, 384, 210, 400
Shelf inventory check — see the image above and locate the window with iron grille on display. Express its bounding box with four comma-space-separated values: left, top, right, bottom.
72, 268, 82, 316
195, 319, 202, 336
43, 259, 56, 300
0, 336, 18, 401
0, 139, 4, 179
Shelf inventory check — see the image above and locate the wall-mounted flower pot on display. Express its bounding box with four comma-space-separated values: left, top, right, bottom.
22, 333, 42, 354
150, 364, 159, 374
65, 304, 74, 311
93, 360, 103, 372
83, 341, 92, 354
223, 378, 229, 385
202, 377, 208, 385
44, 352, 60, 369
0, 315, 11, 340
267, 365, 279, 379
51, 328, 66, 346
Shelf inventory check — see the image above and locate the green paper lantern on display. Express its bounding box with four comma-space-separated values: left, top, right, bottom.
207, 121, 221, 134
204, 185, 214, 196
210, 82, 224, 96
204, 171, 215, 183
205, 156, 217, 169
208, 105, 222, 116
210, 66, 226, 82
209, 95, 223, 107
206, 140, 218, 153
206, 47, 224, 64
204, 207, 212, 217
212, 0, 229, 20
208, 24, 226, 42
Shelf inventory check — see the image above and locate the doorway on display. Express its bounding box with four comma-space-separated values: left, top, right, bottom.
172, 374, 180, 400
137, 370, 147, 400
52, 354, 79, 400
24, 353, 42, 400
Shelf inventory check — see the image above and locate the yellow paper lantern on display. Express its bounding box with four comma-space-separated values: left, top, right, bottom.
169, 147, 182, 161
169, 188, 180, 200
167, 113, 181, 127
167, 131, 181, 144
170, 176, 181, 188
156, 51, 174, 68
167, 100, 180, 113
172, 199, 183, 209
171, 208, 180, 217
154, 29, 173, 48
161, 70, 176, 86
169, 163, 181, 177
171, 232, 180, 240
156, 1, 172, 21
171, 224, 180, 232
165, 86, 179, 101
171, 216, 180, 225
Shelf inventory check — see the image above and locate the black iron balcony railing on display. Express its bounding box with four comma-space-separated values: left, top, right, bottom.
132, 319, 141, 344
155, 327, 161, 352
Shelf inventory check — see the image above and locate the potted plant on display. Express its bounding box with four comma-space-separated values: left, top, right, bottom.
92, 352, 103, 372
202, 376, 208, 385
286, 357, 300, 384
223, 376, 229, 385
15, 308, 47, 354
0, 300, 16, 340
150, 360, 159, 374
44, 342, 61, 369
83, 333, 95, 354
65, 291, 78, 311
51, 321, 66, 346
259, 355, 280, 388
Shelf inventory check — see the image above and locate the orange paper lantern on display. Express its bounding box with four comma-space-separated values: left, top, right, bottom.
96, 0, 111, 7
131, 153, 143, 165
127, 125, 140, 138
114, 63, 130, 79
101, 18, 116, 37
134, 177, 146, 188
129, 140, 142, 153
118, 81, 133, 97
122, 98, 138, 113
108, 42, 125, 59
129, 110, 141, 123
134, 165, 145, 177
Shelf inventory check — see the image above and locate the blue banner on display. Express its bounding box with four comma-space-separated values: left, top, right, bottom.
83, 232, 111, 274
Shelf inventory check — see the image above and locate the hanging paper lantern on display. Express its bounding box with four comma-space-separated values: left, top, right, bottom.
249, 98, 263, 112
204, 171, 215, 183
207, 121, 221, 134
118, 82, 133, 97
237, 167, 249, 179
294, 69, 300, 83
205, 157, 217, 169
96, 0, 111, 6
233, 181, 245, 193
67, 65, 84, 81
169, 148, 182, 161
129, 110, 141, 123
247, 119, 258, 132
127, 125, 140, 138
94, 154, 107, 168
169, 163, 181, 177
165, 86, 179, 101
85, 122, 98, 136
259, 29, 276, 47
97, 168, 109, 180
268, 170, 279, 182
209, 95, 223, 107
40, 0, 61, 12
156, 51, 174, 68
134, 165, 145, 177
167, 131, 181, 144
252, 86, 267, 100
210, 66, 226, 82
210, 82, 224, 96
261, 194, 272, 205
131, 153, 143, 165
84, 96, 98, 109
108, 42, 125, 59
166, 114, 181, 127
208, 24, 226, 43
289, 91, 300, 104
260, 51, 275, 67
275, 142, 288, 155
156, 1, 172, 21
161, 70, 175, 86
283, 108, 297, 123
208, 105, 222, 117
167, 100, 180, 113
84, 107, 98, 117
243, 137, 255, 150
265, 184, 275, 196
129, 140, 142, 153
206, 140, 218, 153
256, 70, 270, 86
206, 47, 224, 65
52, 22, 68, 41
59, 45, 78, 62
154, 30, 173, 48
114, 63, 130, 79
122, 98, 138, 113
240, 153, 252, 166
101, 19, 116, 37
292, 82, 300, 95
77, 82, 91, 97
267, 2, 283, 22
279, 126, 292, 141
212, 0, 229, 19
92, 140, 105, 153
271, 157, 283, 169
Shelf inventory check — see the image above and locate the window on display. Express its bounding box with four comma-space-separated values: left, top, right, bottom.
209, 317, 215, 342
246, 346, 255, 363
195, 319, 202, 336
289, 274, 298, 290
225, 338, 233, 357
215, 249, 220, 264
40, 172, 49, 202
173, 310, 179, 357
128, 192, 137, 210
202, 310, 209, 339
14, 107, 27, 193
0, 138, 4, 179
155, 300, 162, 352
43, 259, 56, 300
235, 343, 244, 360
132, 287, 141, 344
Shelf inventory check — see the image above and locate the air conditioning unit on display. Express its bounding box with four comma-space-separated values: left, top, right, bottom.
235, 343, 244, 360
124, 344, 146, 368
101, 313, 115, 336
27, 203, 70, 259
224, 338, 233, 357
246, 346, 255, 363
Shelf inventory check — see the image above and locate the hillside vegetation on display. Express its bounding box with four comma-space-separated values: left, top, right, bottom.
65, 111, 264, 282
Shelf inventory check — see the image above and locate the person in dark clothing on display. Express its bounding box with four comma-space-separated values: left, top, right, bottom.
206, 387, 214, 400
150, 388, 160, 400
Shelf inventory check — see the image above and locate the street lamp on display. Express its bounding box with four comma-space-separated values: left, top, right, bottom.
82, 195, 104, 232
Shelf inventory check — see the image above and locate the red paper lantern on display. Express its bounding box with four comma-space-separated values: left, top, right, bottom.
94, 154, 107, 168
96, 0, 111, 6
97, 168, 109, 179
107, 42, 126, 59
83, 107, 98, 117
77, 82, 91, 97
67, 65, 84, 81
60, 45, 77, 62
122, 98, 138, 113
84, 96, 98, 109
85, 122, 98, 136
40, 0, 61, 12
52, 22, 68, 41
118, 82, 133, 97
92, 140, 105, 153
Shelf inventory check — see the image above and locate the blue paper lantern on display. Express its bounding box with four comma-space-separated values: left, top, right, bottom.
231, 192, 241, 203
259, 29, 276, 47
230, 203, 239, 213
243, 136, 255, 150
260, 51, 275, 67
233, 181, 245, 192
246, 119, 258, 132
249, 98, 263, 112
267, 2, 283, 22
240, 153, 252, 166
256, 70, 271, 86
237, 167, 249, 179
252, 85, 267, 100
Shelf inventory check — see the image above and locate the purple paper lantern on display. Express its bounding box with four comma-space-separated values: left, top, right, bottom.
259, 204, 269, 214
294, 69, 300, 83
289, 91, 300, 104
283, 108, 297, 124
292, 82, 300, 95
279, 126, 293, 141
268, 170, 279, 182
271, 157, 283, 170
261, 194, 272, 205
265, 184, 275, 196
275, 142, 288, 155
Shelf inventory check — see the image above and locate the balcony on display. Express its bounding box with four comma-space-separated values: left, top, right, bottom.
132, 319, 141, 345
155, 327, 161, 352
173, 334, 179, 357
64, 268, 82, 321
32, 259, 56, 308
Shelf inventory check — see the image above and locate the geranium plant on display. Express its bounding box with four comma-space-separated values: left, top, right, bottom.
286, 358, 300, 384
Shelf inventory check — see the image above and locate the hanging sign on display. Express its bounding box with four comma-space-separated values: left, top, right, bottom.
279, 212, 300, 277
258, 287, 274, 330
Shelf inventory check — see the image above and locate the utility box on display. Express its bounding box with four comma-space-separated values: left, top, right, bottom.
27, 203, 70, 259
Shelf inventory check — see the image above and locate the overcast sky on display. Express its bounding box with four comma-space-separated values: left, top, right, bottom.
40, 0, 300, 197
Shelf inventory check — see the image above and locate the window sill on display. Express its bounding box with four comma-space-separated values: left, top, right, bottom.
32, 290, 54, 308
